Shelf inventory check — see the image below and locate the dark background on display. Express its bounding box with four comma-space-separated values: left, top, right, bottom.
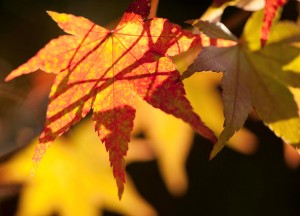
0, 0, 299, 215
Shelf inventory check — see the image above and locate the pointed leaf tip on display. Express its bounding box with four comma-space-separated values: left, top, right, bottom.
46, 10, 69, 23
46, 10, 59, 19
4, 74, 12, 82
46, 10, 55, 16
117, 179, 124, 200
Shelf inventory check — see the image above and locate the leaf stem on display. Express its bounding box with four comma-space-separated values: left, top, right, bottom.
149, 0, 159, 18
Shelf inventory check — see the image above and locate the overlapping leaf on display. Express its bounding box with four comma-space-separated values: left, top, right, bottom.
5, 0, 216, 198
194, 0, 286, 46
261, 0, 287, 47
183, 10, 300, 158
195, 0, 265, 22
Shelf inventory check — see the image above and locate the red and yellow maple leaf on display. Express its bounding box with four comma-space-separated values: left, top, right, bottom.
5, 0, 216, 198
261, 0, 287, 47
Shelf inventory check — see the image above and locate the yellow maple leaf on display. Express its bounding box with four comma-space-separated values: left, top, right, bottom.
0, 118, 157, 216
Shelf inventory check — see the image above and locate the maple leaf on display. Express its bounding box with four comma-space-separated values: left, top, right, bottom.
5, 0, 216, 198
261, 0, 287, 47
0, 119, 157, 216
183, 10, 300, 158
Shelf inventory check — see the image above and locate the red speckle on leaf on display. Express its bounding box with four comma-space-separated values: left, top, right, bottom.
125, 0, 151, 19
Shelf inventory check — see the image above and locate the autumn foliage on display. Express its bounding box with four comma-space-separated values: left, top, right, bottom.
4, 0, 300, 202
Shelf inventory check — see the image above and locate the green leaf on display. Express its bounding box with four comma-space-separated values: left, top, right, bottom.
184, 10, 300, 158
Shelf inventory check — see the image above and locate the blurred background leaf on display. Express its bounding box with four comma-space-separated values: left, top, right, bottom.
0, 118, 157, 216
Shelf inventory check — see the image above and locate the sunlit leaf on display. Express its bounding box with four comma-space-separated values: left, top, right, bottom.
5, 0, 216, 198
